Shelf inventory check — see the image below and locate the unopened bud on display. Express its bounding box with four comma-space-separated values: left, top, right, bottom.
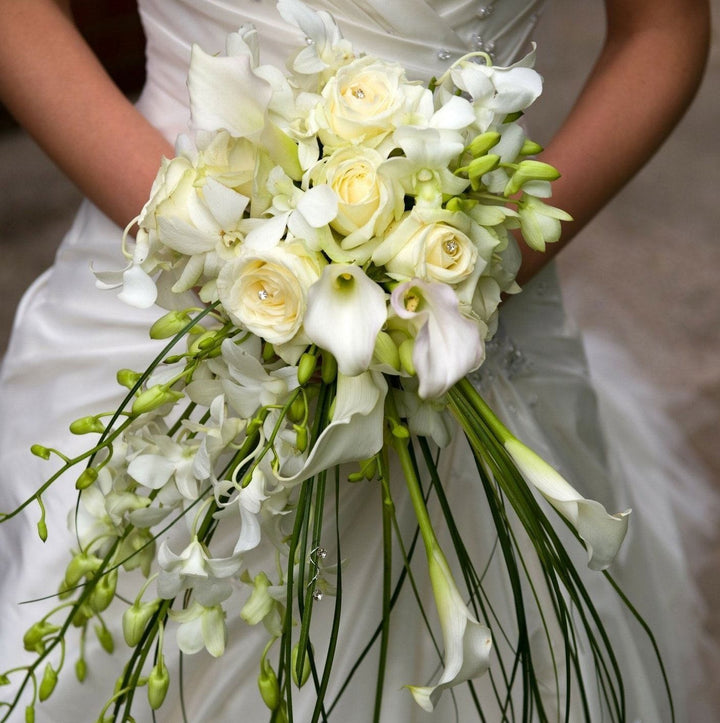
23, 621, 57, 654
69, 416, 105, 435
122, 600, 160, 647
321, 353, 337, 385
36, 518, 48, 543
291, 643, 312, 688
398, 339, 416, 376
116, 369, 142, 389
149, 311, 192, 339
467, 131, 501, 157
293, 425, 308, 453
75, 658, 87, 682
65, 552, 101, 587
467, 154, 500, 188
391, 421, 410, 440
519, 139, 543, 156
94, 623, 114, 654
38, 663, 58, 702
258, 658, 280, 711
0, 673, 10, 686
90, 569, 118, 614
262, 342, 276, 362
297, 352, 317, 386
30, 444, 51, 460
287, 395, 306, 424
373, 332, 400, 371
25, 706, 34, 723
504, 160, 560, 196
147, 661, 170, 710
131, 386, 183, 415
75, 467, 98, 490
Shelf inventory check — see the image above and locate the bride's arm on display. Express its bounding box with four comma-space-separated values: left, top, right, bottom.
518, 0, 711, 283
0, 0, 173, 229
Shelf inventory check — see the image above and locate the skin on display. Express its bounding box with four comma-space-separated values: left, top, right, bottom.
0, 0, 711, 269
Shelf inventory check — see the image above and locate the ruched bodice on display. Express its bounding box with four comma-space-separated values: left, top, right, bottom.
137, 0, 546, 140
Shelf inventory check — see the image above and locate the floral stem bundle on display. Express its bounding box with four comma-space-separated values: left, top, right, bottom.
0, 2, 669, 721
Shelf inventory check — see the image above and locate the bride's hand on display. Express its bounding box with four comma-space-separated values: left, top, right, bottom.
0, 0, 174, 229
517, 0, 710, 284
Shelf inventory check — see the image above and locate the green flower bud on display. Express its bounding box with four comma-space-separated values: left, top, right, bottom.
287, 395, 306, 424
391, 421, 410, 440
504, 160, 560, 197
398, 338, 416, 376
373, 331, 400, 371
122, 600, 160, 647
116, 369, 142, 389
71, 602, 92, 628
30, 444, 51, 460
38, 663, 58, 702
240, 572, 274, 625
75, 466, 98, 490
297, 352, 317, 386
95, 623, 114, 654
36, 518, 48, 543
247, 408, 269, 436
64, 552, 101, 587
149, 311, 192, 340
23, 621, 58, 654
258, 658, 280, 711
0, 673, 10, 685
75, 657, 87, 682
291, 643, 312, 688
69, 416, 105, 435
321, 353, 337, 385
262, 342, 275, 362
25, 705, 35, 723
467, 131, 501, 157
147, 661, 170, 710
293, 425, 308, 453
90, 569, 118, 613
187, 330, 218, 356
519, 139, 543, 156
131, 386, 183, 416
467, 154, 500, 189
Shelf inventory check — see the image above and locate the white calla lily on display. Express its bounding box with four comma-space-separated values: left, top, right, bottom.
391, 280, 484, 399
408, 547, 492, 711
505, 439, 630, 570
304, 264, 387, 376
279, 371, 387, 483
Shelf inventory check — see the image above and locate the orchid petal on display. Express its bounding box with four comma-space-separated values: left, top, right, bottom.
296, 184, 338, 228
118, 265, 158, 308
304, 265, 387, 376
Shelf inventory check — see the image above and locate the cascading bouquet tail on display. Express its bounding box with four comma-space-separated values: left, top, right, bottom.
0, 1, 670, 721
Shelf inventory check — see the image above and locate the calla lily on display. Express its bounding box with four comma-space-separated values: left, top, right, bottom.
304, 264, 387, 376
407, 546, 492, 711
505, 439, 630, 571
391, 280, 484, 399
279, 371, 387, 483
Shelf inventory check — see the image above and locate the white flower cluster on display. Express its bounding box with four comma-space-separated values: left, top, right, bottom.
100, 0, 568, 401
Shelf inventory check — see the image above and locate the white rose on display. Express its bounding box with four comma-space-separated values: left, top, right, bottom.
312, 147, 403, 259
373, 210, 489, 288
313, 56, 425, 147
217, 241, 325, 345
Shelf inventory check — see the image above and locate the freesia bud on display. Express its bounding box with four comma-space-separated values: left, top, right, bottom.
38, 664, 58, 702
69, 416, 105, 435
297, 352, 317, 386
292, 643, 311, 688
131, 386, 183, 415
122, 600, 160, 647
467, 131, 501, 156
258, 658, 280, 711
30, 444, 51, 460
75, 467, 98, 490
116, 369, 142, 389
147, 661, 170, 710
188, 330, 218, 356
149, 311, 191, 339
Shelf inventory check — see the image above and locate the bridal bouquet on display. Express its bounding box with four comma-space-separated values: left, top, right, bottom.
1, 2, 665, 722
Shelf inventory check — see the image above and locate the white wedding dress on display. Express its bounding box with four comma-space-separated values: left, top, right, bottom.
0, 1, 716, 721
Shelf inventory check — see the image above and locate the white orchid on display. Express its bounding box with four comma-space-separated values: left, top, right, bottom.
304, 264, 387, 376
171, 601, 228, 658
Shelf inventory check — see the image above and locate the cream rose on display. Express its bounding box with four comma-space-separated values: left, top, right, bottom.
312, 147, 403, 259
314, 56, 426, 148
373, 211, 483, 287
217, 242, 325, 345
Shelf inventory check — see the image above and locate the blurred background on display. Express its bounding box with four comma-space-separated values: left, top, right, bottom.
1, 0, 719, 670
